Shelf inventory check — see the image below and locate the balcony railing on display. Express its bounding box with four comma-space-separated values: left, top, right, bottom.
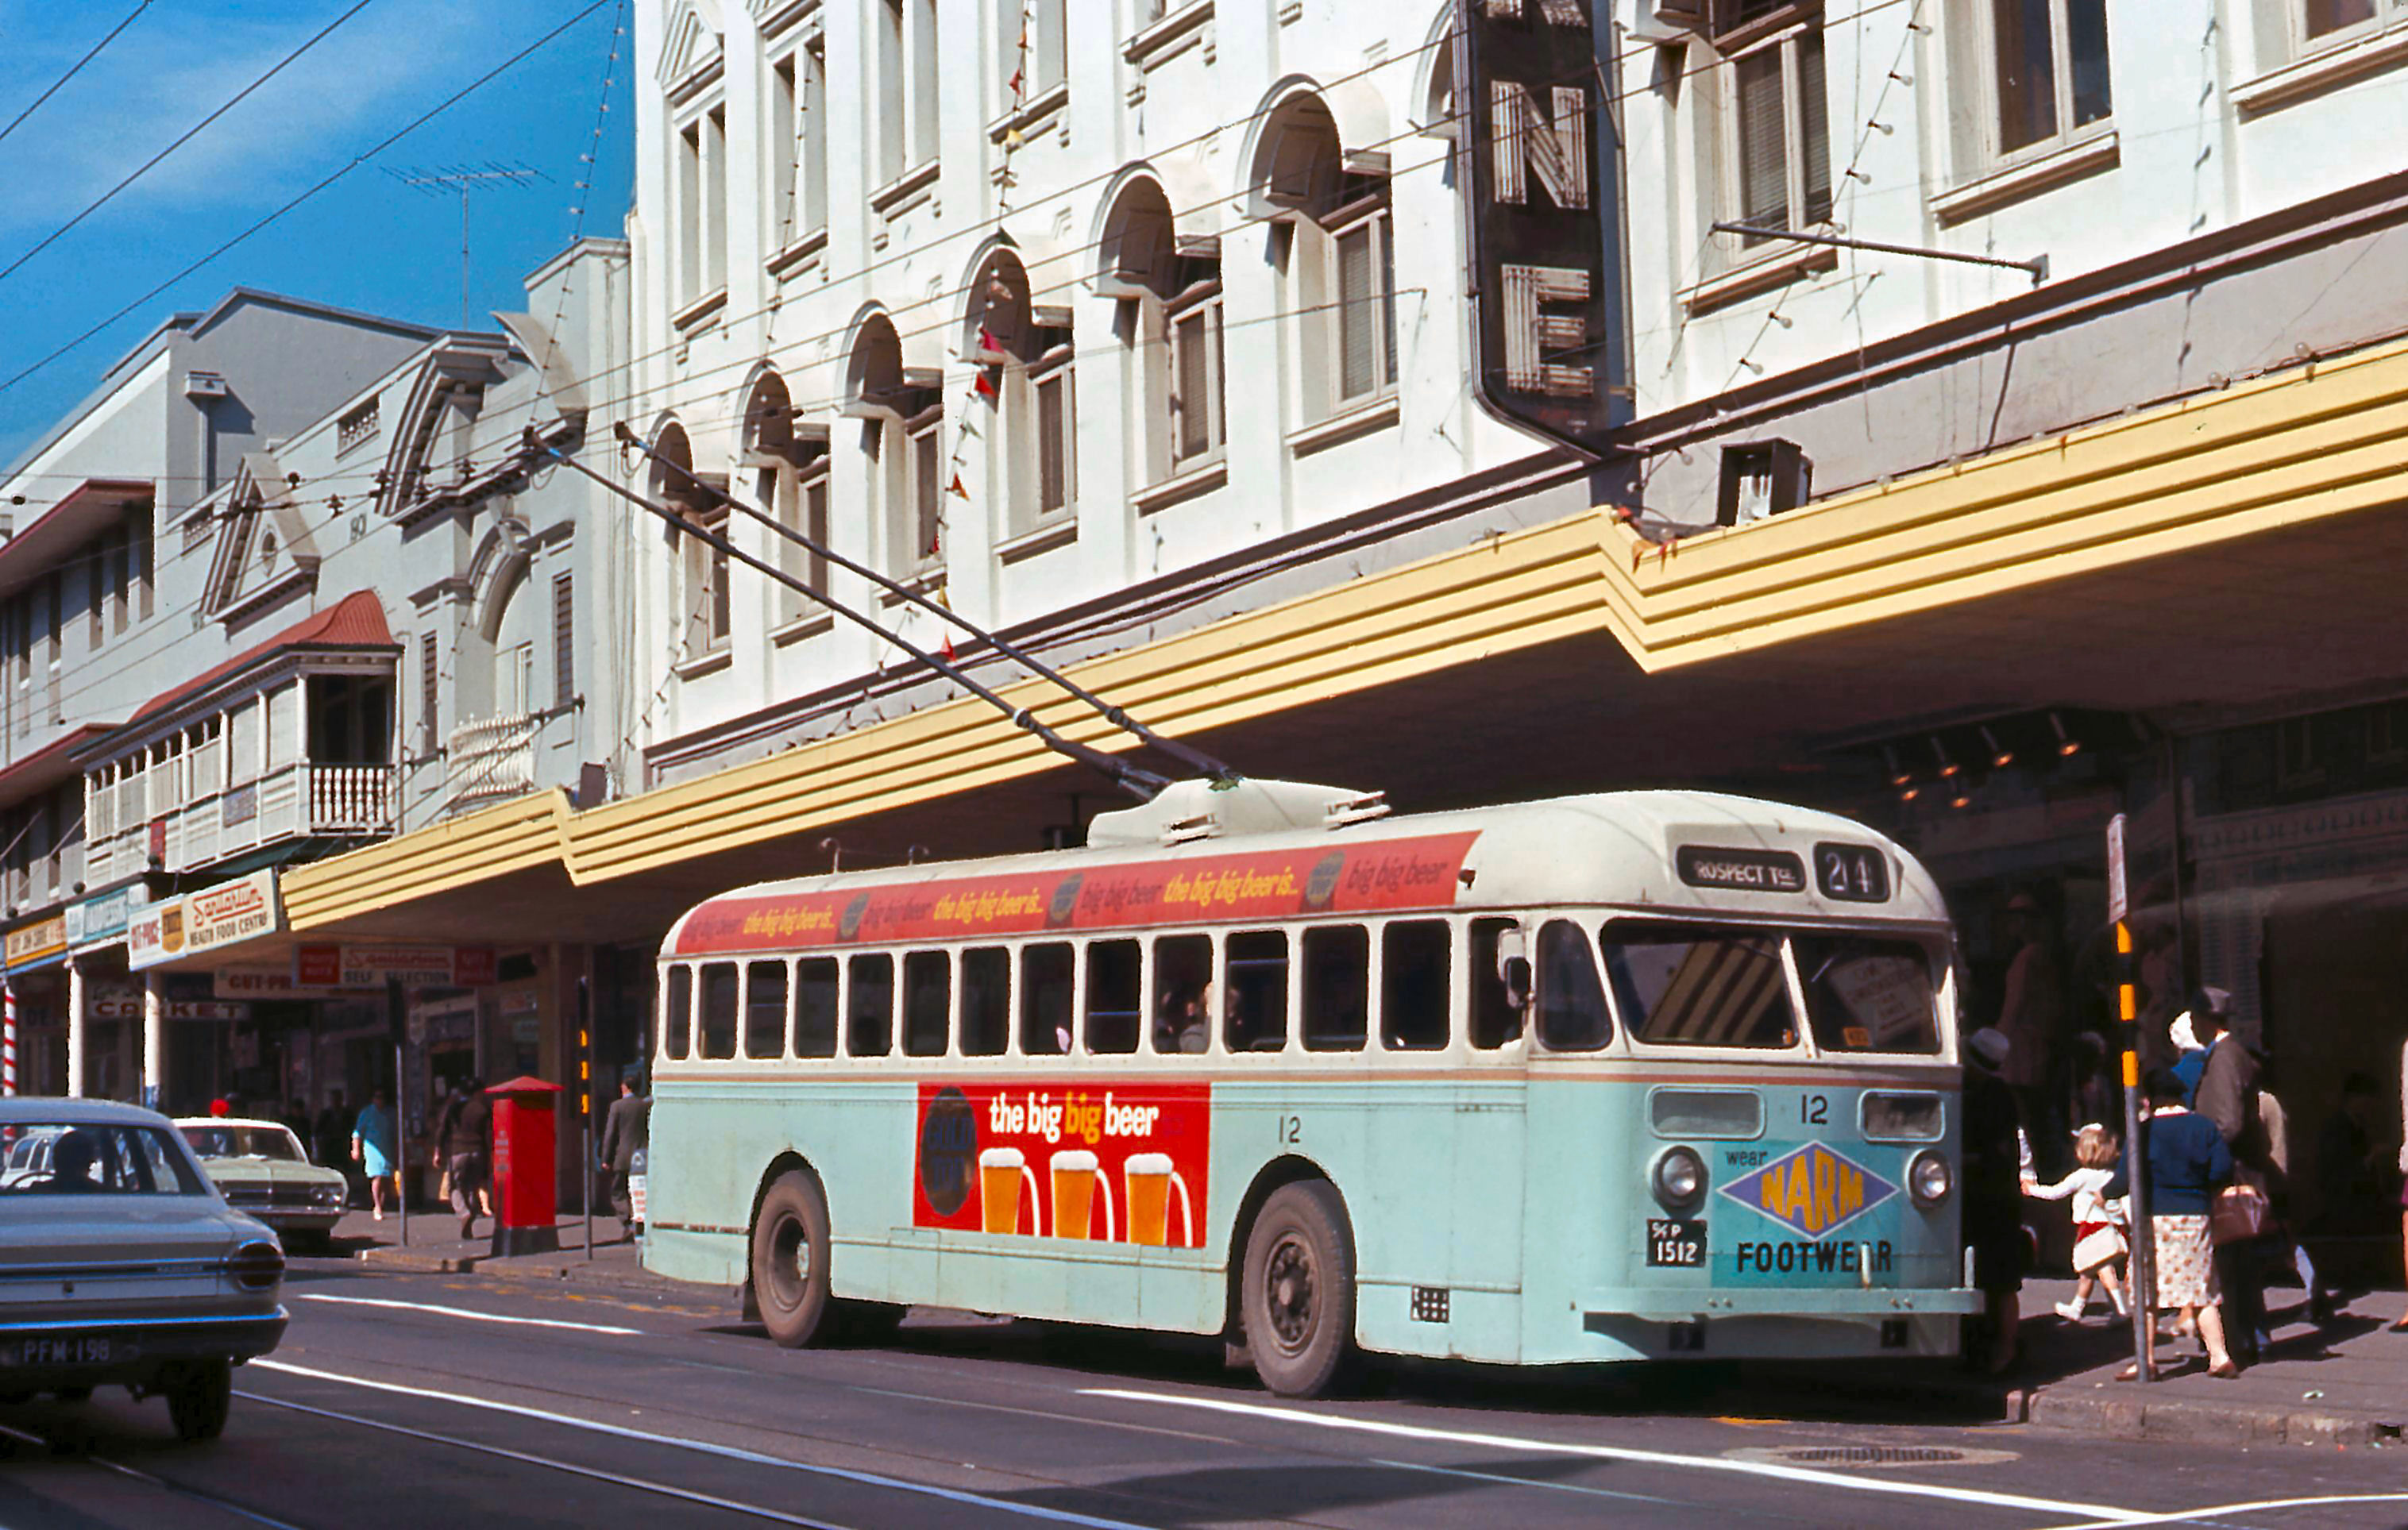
83, 759, 397, 884
446, 713, 538, 814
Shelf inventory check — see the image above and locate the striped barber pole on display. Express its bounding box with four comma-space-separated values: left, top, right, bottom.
3, 985, 15, 1096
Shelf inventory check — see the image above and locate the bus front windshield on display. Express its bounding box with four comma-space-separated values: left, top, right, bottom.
1600, 923, 1943, 1055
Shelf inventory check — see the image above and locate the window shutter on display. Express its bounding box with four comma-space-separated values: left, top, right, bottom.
552, 572, 575, 711
1036, 372, 1070, 512
1734, 48, 1789, 229
1337, 225, 1376, 399
420, 631, 439, 751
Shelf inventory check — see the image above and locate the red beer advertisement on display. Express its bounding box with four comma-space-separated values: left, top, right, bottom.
673, 832, 1482, 958
913, 1080, 1211, 1250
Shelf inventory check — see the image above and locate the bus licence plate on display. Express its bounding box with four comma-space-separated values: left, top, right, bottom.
1646, 1220, 1705, 1268
4, 1335, 113, 1367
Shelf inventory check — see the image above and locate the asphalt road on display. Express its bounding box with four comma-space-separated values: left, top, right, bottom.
2, 1260, 2402, 1530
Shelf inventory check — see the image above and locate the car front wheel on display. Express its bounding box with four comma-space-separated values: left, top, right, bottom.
164, 1359, 233, 1442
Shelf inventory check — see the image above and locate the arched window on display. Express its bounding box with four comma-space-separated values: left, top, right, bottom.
650, 422, 727, 658
1256, 94, 1396, 420
742, 371, 829, 628
844, 314, 944, 577
1100, 176, 1222, 488
971, 249, 1075, 538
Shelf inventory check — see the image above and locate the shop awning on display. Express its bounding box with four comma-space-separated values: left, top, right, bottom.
0, 479, 151, 600
0, 723, 117, 813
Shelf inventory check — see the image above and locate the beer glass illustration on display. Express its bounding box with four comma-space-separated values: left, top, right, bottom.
1048, 1150, 1113, 1241
979, 1147, 1040, 1235
1123, 1152, 1194, 1247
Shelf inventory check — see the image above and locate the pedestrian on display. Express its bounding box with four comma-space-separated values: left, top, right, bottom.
352, 1088, 400, 1222
433, 1078, 493, 1240
598, 1068, 651, 1239
1962, 1026, 2026, 1373
2246, 1060, 2333, 1328
2024, 1123, 2129, 1321
2114, 1067, 2240, 1379
2184, 992, 2270, 1362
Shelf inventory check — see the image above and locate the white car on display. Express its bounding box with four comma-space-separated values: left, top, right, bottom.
175, 1117, 351, 1250
0, 1098, 287, 1441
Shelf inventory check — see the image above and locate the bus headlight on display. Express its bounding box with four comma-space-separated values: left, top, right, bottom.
1652, 1146, 1706, 1209
1908, 1150, 1952, 1207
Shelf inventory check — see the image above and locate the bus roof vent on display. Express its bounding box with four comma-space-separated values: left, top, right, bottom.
1086, 777, 1380, 849
1323, 791, 1391, 829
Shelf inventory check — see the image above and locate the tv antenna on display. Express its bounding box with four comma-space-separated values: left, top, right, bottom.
386, 162, 548, 328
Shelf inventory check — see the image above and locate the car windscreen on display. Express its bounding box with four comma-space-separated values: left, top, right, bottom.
182, 1126, 303, 1162
1600, 923, 1800, 1049
0, 1123, 207, 1195
1792, 935, 1944, 1054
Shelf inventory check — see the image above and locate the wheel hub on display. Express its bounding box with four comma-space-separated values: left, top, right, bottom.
1264, 1235, 1316, 1352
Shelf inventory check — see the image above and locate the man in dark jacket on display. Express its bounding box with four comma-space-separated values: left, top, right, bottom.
434, 1079, 492, 1239
2186, 991, 2270, 1360
598, 1069, 650, 1238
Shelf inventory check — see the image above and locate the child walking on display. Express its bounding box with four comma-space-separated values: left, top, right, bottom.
2025, 1123, 2130, 1321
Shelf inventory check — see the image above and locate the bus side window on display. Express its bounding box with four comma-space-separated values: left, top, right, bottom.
1536, 919, 1612, 1050
961, 947, 1009, 1056
699, 962, 739, 1059
745, 962, 789, 1059
1225, 931, 1289, 1051
1151, 934, 1213, 1054
664, 964, 693, 1059
1085, 939, 1142, 1054
1302, 926, 1370, 1051
794, 958, 838, 1057
1020, 942, 1074, 1055
1468, 918, 1523, 1049
1382, 920, 1451, 1050
904, 951, 951, 1057
847, 954, 894, 1057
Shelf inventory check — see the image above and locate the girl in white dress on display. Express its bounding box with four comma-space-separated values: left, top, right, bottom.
2025, 1123, 2129, 1321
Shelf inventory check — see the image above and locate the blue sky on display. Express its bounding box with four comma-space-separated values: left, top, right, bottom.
0, 0, 635, 466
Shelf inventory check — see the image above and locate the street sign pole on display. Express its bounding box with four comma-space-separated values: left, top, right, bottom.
2107, 814, 2151, 1380
578, 974, 593, 1261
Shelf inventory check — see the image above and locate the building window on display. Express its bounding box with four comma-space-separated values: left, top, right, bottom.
1987, 0, 2111, 157
419, 630, 439, 753
770, 37, 829, 247
685, 506, 731, 656
878, 0, 940, 185
998, 0, 1067, 107
2302, 0, 2382, 42
551, 572, 574, 711
1167, 277, 1226, 469
703, 104, 728, 294
905, 409, 944, 571
675, 120, 703, 304
973, 250, 1079, 535
1722, 16, 1831, 245
1328, 189, 1397, 406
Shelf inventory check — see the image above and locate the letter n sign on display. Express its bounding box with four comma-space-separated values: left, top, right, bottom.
1456, 0, 1628, 452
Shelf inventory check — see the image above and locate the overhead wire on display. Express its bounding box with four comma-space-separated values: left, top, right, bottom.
0, 2, 154, 153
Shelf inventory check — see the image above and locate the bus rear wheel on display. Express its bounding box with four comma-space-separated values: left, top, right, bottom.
1242, 1181, 1357, 1398
751, 1170, 833, 1347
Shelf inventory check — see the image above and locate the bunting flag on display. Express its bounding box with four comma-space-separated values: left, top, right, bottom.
974, 370, 999, 400
941, 634, 959, 663
947, 473, 971, 499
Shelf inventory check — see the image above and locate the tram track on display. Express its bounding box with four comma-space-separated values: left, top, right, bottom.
0, 1416, 315, 1530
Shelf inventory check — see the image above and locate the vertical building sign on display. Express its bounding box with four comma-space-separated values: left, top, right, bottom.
1456, 0, 1627, 451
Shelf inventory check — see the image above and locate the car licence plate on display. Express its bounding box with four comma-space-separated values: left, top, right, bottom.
3, 1335, 114, 1367
1646, 1219, 1706, 1268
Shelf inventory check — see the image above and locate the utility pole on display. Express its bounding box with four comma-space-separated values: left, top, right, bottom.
386, 164, 546, 328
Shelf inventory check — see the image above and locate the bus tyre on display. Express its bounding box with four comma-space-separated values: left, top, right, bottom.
1242, 1182, 1357, 1399
751, 1171, 834, 1348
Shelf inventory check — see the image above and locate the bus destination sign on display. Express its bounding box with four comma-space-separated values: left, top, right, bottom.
1675, 846, 1806, 894
1813, 842, 1892, 903
1455, 0, 1630, 452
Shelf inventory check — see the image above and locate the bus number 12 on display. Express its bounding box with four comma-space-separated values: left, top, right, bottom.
1800, 1093, 1828, 1126
1276, 1115, 1302, 1145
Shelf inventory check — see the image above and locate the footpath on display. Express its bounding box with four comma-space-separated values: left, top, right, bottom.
321, 1208, 2408, 1445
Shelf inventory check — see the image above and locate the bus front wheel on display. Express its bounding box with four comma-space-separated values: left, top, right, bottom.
1242, 1181, 1357, 1398
751, 1170, 833, 1347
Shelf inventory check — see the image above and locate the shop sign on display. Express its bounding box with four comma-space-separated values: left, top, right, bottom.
169, 1000, 246, 1022
65, 887, 137, 951
215, 964, 351, 1001
90, 985, 144, 1021
3, 914, 68, 971
1455, 0, 1629, 452
297, 943, 498, 988
510, 1017, 541, 1044
128, 869, 284, 970
500, 989, 541, 1018
408, 992, 479, 1048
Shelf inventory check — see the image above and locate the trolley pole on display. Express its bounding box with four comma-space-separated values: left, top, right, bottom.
2108, 815, 2152, 1380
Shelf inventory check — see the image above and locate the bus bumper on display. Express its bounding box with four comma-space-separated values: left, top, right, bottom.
1558, 1287, 1982, 1363
1608, 1286, 1985, 1321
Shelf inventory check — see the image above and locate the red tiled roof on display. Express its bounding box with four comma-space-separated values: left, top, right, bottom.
129, 590, 397, 726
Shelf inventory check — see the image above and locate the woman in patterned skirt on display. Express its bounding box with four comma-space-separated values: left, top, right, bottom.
2113, 1068, 2240, 1378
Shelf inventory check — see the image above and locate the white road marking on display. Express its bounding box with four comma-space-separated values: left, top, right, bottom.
293, 1293, 643, 1335
1079, 1389, 2151, 1523
254, 1359, 1150, 1530
2042, 1493, 2408, 1529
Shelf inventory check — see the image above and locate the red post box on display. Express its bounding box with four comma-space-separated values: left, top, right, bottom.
488, 1076, 562, 1256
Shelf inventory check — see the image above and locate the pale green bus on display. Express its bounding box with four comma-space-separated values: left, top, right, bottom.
645, 780, 1980, 1396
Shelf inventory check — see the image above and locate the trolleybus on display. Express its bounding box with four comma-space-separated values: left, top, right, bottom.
644, 779, 1978, 1396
